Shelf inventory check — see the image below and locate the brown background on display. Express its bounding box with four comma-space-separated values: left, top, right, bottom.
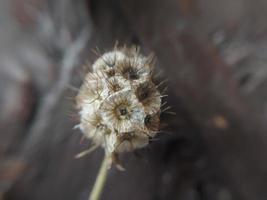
1, 0, 267, 199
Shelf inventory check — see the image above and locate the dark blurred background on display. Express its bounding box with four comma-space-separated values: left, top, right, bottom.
1, 0, 267, 199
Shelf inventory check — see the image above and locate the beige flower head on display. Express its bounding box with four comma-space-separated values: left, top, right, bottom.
76, 46, 164, 167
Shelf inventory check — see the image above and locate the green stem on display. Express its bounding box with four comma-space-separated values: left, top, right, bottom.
89, 156, 109, 200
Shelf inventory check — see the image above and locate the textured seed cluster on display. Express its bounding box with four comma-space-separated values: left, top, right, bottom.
76, 47, 161, 165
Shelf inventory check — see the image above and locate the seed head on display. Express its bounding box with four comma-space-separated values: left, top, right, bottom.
76, 47, 163, 167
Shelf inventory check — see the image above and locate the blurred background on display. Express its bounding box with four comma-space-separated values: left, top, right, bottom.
1, 0, 267, 199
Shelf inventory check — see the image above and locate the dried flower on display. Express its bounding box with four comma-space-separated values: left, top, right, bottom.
76, 46, 164, 167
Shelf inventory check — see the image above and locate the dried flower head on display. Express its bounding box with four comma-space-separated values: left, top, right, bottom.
76, 46, 163, 167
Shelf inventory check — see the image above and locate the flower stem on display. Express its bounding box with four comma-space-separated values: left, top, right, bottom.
89, 156, 109, 200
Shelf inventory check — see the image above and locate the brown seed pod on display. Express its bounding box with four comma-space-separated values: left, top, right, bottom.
135, 81, 161, 114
